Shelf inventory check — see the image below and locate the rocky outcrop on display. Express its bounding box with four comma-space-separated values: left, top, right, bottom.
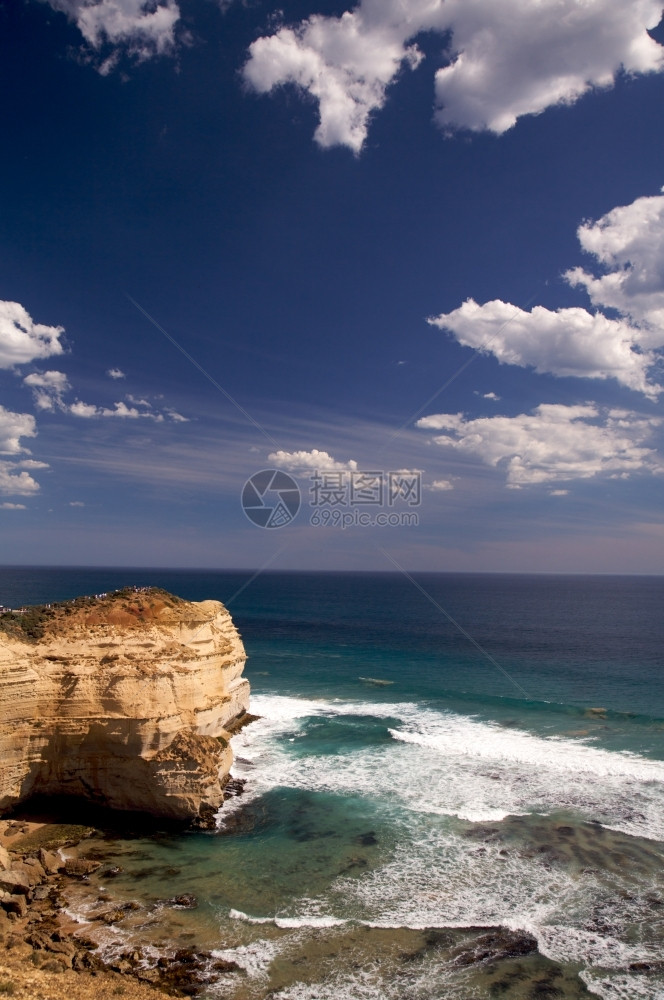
0, 588, 249, 824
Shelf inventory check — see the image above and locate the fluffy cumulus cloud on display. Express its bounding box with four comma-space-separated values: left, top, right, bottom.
107, 367, 126, 379
432, 0, 663, 134
69, 399, 164, 420
417, 404, 663, 487
0, 465, 40, 496
244, 0, 663, 151
44, 0, 180, 71
0, 407, 42, 496
0, 406, 37, 456
0, 301, 65, 369
431, 186, 664, 398
0, 503, 27, 510
22, 374, 186, 422
24, 371, 72, 411
429, 299, 659, 398
268, 449, 359, 473
567, 188, 664, 345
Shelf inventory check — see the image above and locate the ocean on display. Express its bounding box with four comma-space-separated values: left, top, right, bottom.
2, 567, 664, 999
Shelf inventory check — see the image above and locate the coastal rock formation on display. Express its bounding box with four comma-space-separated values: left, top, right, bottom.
0, 588, 249, 824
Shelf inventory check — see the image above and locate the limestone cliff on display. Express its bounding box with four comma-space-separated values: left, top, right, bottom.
0, 588, 249, 825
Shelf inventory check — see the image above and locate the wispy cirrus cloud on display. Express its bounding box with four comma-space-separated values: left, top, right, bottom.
244, 0, 663, 152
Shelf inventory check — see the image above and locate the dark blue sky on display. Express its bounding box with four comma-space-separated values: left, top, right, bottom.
1, 0, 663, 571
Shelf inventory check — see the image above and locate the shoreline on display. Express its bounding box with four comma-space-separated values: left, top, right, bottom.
0, 812, 244, 999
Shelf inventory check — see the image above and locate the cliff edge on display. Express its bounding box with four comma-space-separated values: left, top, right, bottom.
0, 588, 249, 825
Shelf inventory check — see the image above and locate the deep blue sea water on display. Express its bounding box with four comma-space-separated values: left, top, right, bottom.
2, 568, 664, 999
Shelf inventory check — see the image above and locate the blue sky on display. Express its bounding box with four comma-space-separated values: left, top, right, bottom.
1, 0, 664, 572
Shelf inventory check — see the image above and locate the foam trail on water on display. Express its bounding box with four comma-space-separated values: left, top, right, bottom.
211, 938, 283, 978
229, 694, 664, 841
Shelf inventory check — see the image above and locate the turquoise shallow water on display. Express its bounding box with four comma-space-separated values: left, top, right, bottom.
2, 569, 664, 998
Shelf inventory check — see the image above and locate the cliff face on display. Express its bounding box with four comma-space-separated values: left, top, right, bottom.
0, 589, 249, 824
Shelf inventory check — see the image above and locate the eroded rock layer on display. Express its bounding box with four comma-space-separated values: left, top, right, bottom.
0, 589, 249, 824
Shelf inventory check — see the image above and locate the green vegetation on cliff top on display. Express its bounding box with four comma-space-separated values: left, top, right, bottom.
0, 588, 183, 643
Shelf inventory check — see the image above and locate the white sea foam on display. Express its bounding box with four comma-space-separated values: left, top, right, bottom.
223, 693, 664, 995
533, 925, 661, 969
581, 970, 664, 1000
259, 960, 470, 1000
229, 909, 347, 930
229, 693, 664, 841
211, 937, 283, 977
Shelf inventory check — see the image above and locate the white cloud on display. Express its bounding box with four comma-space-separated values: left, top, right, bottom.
566, 188, 664, 346
0, 502, 27, 510
244, 10, 423, 153
0, 407, 44, 494
428, 298, 659, 398
0, 463, 40, 497
69, 501, 85, 506
482, 392, 500, 401
432, 0, 663, 135
164, 408, 190, 423
417, 403, 663, 487
0, 301, 65, 369
45, 0, 180, 68
429, 479, 454, 491
107, 367, 126, 379
268, 448, 359, 472
69, 401, 99, 418
0, 406, 37, 456
244, 0, 663, 151
431, 186, 664, 398
24, 370, 72, 411
69, 400, 165, 420
549, 489, 569, 496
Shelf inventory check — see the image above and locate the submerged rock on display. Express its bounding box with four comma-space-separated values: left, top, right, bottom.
451, 927, 539, 966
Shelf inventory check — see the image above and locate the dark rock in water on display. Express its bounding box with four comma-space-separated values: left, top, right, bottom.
169, 893, 198, 909
155, 947, 240, 996
629, 960, 664, 973
103, 865, 124, 877
357, 831, 378, 846
451, 928, 538, 967
211, 958, 243, 974
223, 777, 246, 800
64, 858, 102, 877
424, 929, 458, 949
529, 977, 565, 997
